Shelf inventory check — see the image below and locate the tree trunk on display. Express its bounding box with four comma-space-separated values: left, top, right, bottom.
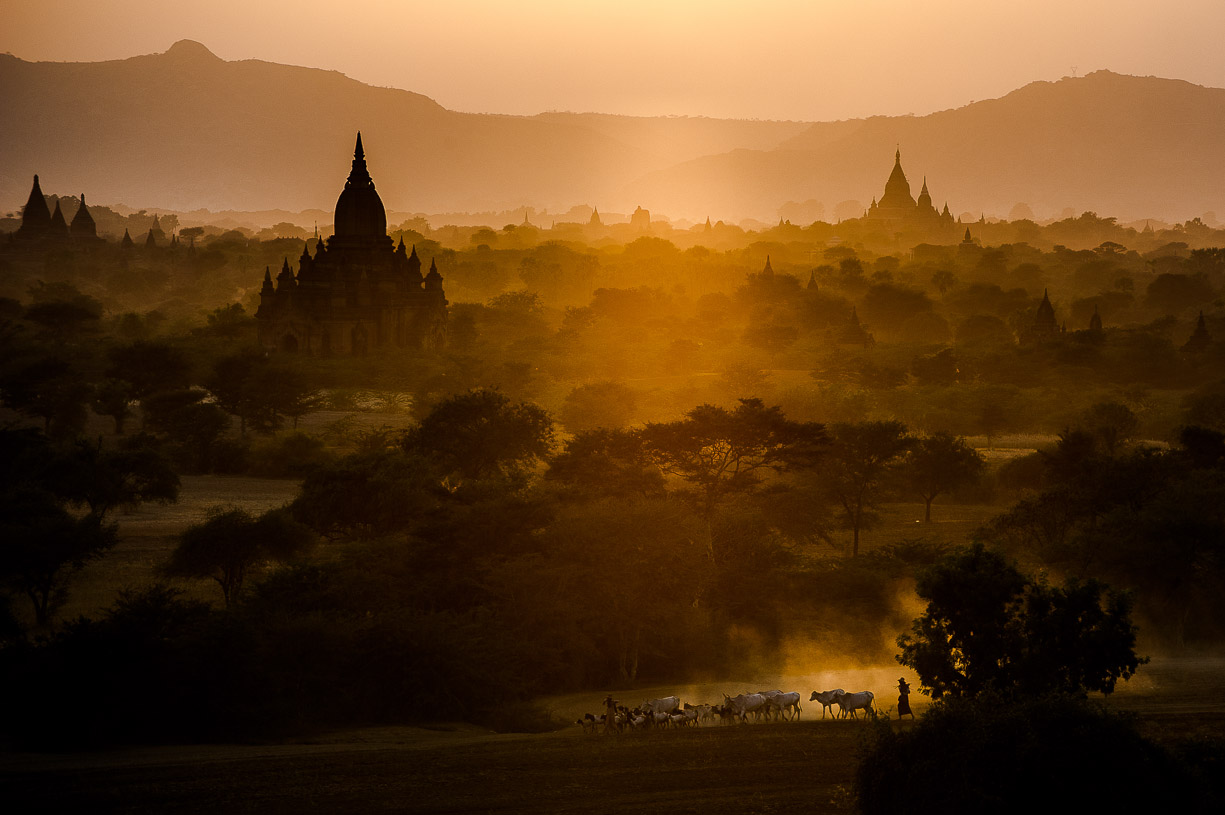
924, 496, 934, 523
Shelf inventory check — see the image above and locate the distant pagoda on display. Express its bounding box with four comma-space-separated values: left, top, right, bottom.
865, 150, 956, 233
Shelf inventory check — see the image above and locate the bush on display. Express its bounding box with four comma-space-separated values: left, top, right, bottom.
856, 695, 1218, 814
245, 431, 334, 478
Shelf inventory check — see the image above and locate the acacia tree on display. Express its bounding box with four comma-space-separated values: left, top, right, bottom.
897, 543, 1144, 700
165, 507, 313, 607
820, 420, 913, 556
0, 492, 117, 626
1083, 401, 1138, 457
0, 357, 91, 436
402, 389, 554, 480
0, 428, 173, 627
639, 399, 826, 555
905, 432, 984, 522
291, 450, 445, 540
49, 437, 179, 519
545, 427, 665, 500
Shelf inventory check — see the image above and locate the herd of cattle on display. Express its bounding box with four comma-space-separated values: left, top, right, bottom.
577, 689, 876, 734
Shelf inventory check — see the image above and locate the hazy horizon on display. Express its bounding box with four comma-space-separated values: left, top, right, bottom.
4, 0, 1224, 121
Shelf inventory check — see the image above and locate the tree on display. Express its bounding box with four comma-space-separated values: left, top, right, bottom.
0, 357, 91, 436
819, 421, 912, 556
49, 438, 180, 519
639, 399, 826, 554
741, 320, 799, 360
91, 378, 135, 434
106, 340, 193, 403
164, 507, 313, 607
905, 432, 984, 522
206, 350, 263, 434
545, 428, 665, 499
0, 490, 118, 626
558, 381, 637, 433
291, 450, 445, 540
403, 389, 554, 480
930, 270, 958, 297
1083, 401, 1138, 456
897, 543, 1144, 700
144, 390, 231, 472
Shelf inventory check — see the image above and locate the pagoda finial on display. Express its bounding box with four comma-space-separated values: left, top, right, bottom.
355, 132, 365, 161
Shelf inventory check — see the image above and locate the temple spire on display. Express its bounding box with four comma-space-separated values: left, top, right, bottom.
355, 132, 365, 161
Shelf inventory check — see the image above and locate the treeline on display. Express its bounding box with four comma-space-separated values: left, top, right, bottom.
0, 390, 971, 745
4, 377, 1225, 747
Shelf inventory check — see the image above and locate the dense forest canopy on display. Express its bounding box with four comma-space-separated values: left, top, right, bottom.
1, 199, 1223, 754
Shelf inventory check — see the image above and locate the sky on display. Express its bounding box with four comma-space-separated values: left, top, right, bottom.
3, 0, 1223, 121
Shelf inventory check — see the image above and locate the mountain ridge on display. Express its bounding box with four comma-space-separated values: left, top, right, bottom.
2, 42, 1221, 222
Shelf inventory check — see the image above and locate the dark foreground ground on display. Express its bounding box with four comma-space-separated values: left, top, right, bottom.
3, 657, 1223, 815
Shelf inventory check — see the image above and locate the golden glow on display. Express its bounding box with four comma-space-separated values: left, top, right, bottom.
3, 0, 1222, 120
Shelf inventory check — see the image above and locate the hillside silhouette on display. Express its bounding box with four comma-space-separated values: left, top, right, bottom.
2, 41, 1221, 221
628, 71, 1225, 222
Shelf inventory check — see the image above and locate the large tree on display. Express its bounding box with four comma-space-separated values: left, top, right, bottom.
0, 491, 117, 626
545, 427, 665, 500
897, 543, 1144, 700
0, 428, 174, 627
164, 507, 313, 607
402, 389, 554, 480
291, 450, 445, 540
905, 432, 984, 523
48, 438, 179, 519
820, 420, 912, 556
639, 398, 826, 554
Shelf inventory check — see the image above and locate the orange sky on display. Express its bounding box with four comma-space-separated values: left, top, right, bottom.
3, 0, 1223, 120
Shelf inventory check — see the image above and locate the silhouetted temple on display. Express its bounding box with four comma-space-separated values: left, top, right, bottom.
865, 150, 955, 231
1182, 312, 1211, 353
1020, 289, 1063, 343
256, 134, 448, 354
12, 175, 103, 245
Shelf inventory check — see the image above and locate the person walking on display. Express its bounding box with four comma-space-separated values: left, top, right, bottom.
897, 678, 914, 720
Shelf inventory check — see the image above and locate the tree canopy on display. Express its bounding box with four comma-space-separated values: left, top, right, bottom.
403, 389, 554, 480
897, 543, 1144, 700
164, 507, 313, 607
639, 398, 826, 523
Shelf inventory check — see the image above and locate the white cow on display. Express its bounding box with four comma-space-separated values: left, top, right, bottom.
836, 690, 875, 719
809, 689, 846, 719
684, 703, 717, 727
723, 693, 769, 723
757, 690, 802, 721
775, 691, 802, 721
642, 696, 681, 716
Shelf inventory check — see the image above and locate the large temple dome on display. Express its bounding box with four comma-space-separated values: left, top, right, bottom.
333, 133, 387, 239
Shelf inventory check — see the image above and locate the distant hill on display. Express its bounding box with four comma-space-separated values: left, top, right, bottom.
624, 71, 1225, 223
1, 42, 1221, 223
0, 40, 806, 220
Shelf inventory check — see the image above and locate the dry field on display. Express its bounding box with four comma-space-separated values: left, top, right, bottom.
59, 475, 302, 618
2, 657, 1222, 814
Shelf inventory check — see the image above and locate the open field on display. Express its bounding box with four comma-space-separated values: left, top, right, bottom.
58, 475, 302, 619
2, 656, 1222, 814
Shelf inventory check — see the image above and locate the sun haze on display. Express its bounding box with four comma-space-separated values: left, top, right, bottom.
3, 0, 1223, 120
